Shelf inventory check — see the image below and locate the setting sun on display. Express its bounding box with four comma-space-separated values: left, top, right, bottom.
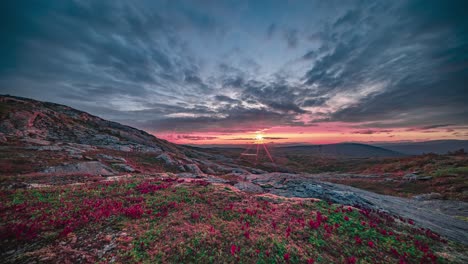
255, 134, 263, 141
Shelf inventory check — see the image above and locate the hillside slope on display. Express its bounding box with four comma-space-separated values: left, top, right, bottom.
0, 95, 467, 263
0, 95, 178, 153
277, 143, 403, 158
0, 95, 259, 178
376, 140, 468, 155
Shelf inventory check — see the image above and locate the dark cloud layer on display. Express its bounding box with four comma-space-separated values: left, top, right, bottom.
0, 0, 467, 134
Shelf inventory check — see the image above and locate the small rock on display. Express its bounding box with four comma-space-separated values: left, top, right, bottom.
176, 173, 202, 179
97, 154, 127, 163
156, 153, 175, 165
234, 182, 264, 193
403, 173, 432, 181
184, 164, 204, 175
43, 161, 116, 176
112, 163, 136, 172
413, 193, 442, 201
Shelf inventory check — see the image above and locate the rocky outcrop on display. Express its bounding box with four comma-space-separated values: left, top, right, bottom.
413, 192, 443, 201
97, 154, 127, 163
233, 172, 468, 245
0, 95, 177, 155
156, 153, 176, 165
43, 161, 115, 176
184, 164, 204, 175
112, 163, 136, 173
403, 173, 433, 181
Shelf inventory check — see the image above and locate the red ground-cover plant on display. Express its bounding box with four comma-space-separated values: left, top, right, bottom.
0, 176, 458, 263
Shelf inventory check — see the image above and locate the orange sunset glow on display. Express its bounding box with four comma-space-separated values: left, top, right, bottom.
154, 122, 468, 146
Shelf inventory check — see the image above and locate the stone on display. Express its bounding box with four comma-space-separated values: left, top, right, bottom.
156, 153, 175, 165
184, 164, 204, 175
234, 181, 264, 193
176, 173, 202, 179
403, 173, 432, 181
413, 193, 443, 201
112, 163, 136, 173
43, 161, 115, 176
97, 154, 127, 163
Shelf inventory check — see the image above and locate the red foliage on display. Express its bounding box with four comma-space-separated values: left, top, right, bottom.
230, 244, 240, 255
346, 256, 357, 264
354, 236, 362, 245
124, 204, 144, 219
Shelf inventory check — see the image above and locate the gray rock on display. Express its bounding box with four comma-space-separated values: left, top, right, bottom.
35, 145, 63, 151
184, 164, 204, 175
135, 145, 162, 153
102, 144, 133, 152
413, 193, 443, 201
231, 168, 249, 174
239, 172, 468, 245
203, 167, 216, 175
234, 182, 264, 193
206, 176, 229, 184
112, 163, 136, 173
43, 161, 115, 176
176, 173, 202, 178
97, 154, 127, 163
403, 173, 432, 181
250, 168, 266, 174
156, 153, 175, 165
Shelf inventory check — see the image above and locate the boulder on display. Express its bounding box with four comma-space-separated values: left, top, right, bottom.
97, 154, 127, 163
184, 164, 204, 175
176, 173, 202, 179
234, 182, 264, 193
112, 163, 136, 173
43, 161, 115, 176
413, 193, 443, 201
403, 173, 432, 181
156, 153, 176, 165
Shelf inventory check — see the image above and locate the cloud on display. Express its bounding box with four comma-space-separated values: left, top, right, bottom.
421, 124, 455, 130
176, 135, 218, 141
351, 129, 393, 135
266, 23, 276, 39
214, 95, 240, 104
228, 136, 288, 141
284, 29, 299, 48
0, 0, 467, 137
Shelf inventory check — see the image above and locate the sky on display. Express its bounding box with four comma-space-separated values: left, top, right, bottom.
1, 0, 468, 145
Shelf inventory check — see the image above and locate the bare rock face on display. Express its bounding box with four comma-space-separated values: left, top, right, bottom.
112, 163, 136, 173
403, 173, 432, 181
413, 193, 443, 201
156, 153, 176, 165
97, 154, 127, 163
184, 164, 204, 175
234, 172, 468, 245
0, 95, 177, 155
43, 161, 116, 176
234, 182, 264, 193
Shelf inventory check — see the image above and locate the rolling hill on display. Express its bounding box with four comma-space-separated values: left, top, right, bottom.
375, 140, 468, 155
276, 143, 404, 158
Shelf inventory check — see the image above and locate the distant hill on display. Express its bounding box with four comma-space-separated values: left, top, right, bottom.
276, 143, 403, 158
0, 95, 180, 153
375, 140, 468, 155
0, 95, 260, 176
